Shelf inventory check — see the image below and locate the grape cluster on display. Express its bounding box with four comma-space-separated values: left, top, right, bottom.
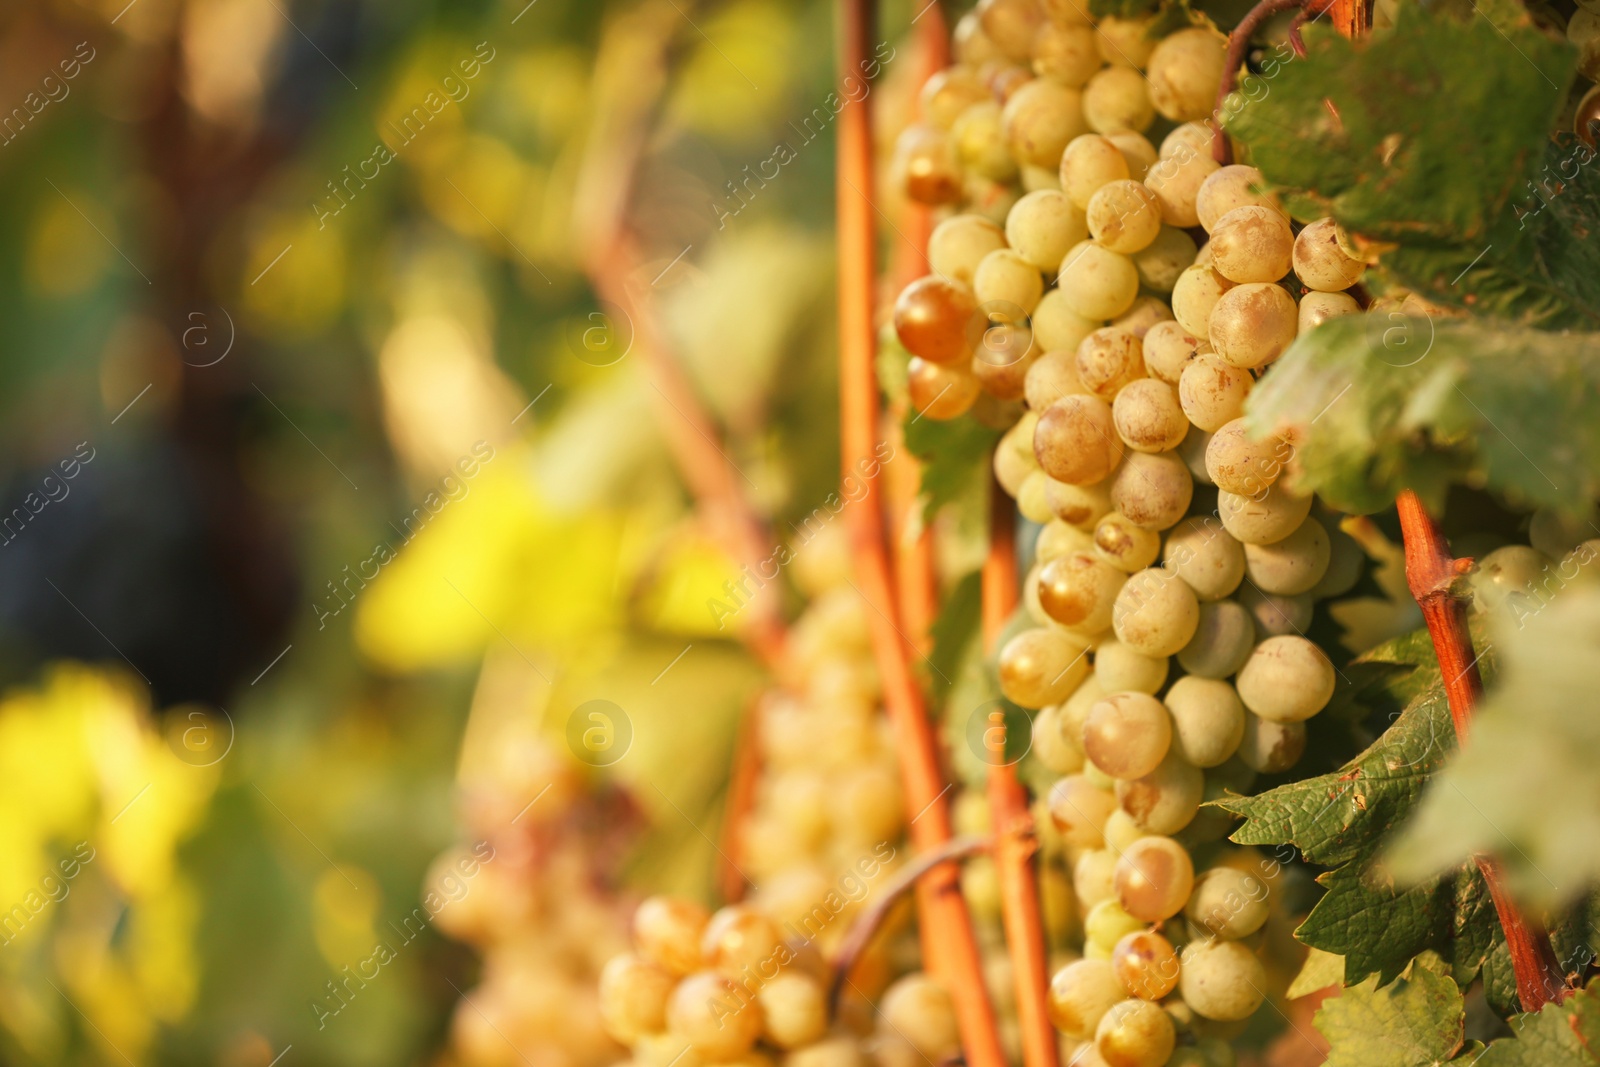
891, 1, 1377, 1063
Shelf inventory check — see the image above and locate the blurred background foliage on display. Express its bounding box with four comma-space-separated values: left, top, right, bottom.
0, 0, 939, 1063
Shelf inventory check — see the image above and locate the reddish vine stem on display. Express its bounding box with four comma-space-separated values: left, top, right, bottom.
1211, 0, 1336, 166
826, 835, 993, 1013
1395, 491, 1567, 1010
836, 1, 1006, 1063
982, 479, 1060, 1067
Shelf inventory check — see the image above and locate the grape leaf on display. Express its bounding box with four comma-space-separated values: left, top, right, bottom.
1475, 980, 1600, 1066
1215, 621, 1505, 986
1290, 947, 1348, 999
1244, 315, 1600, 518
1314, 963, 1465, 1067
902, 407, 1003, 521
1224, 2, 1600, 327
928, 569, 982, 693
1225, 2, 1575, 244
1387, 589, 1600, 912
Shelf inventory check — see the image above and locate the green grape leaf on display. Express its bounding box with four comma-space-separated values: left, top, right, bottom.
1289, 947, 1347, 999
1386, 589, 1600, 912
1475, 980, 1600, 1066
928, 569, 982, 694
1244, 315, 1600, 518
1314, 963, 1465, 1067
1224, 2, 1574, 242
902, 407, 1003, 521
1215, 621, 1505, 986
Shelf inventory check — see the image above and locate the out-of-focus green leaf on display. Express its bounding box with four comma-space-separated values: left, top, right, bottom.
903, 409, 1002, 522
1245, 316, 1600, 518
1475, 980, 1600, 1065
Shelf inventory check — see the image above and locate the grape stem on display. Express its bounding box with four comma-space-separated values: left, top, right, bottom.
1211, 0, 1337, 166
826, 835, 993, 1013
981, 477, 1061, 1067
835, 1, 1006, 1063
1395, 489, 1568, 1010
716, 697, 764, 903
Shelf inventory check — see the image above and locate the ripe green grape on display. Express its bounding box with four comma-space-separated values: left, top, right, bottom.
1298, 290, 1361, 332
1095, 14, 1160, 67
999, 625, 1092, 707
1235, 635, 1336, 723
634, 895, 709, 975
788, 1037, 869, 1067
1171, 265, 1235, 336
1178, 354, 1252, 432
1217, 483, 1314, 545
1207, 283, 1299, 368
1083, 692, 1173, 779
1163, 517, 1245, 602
1309, 522, 1366, 599
1061, 134, 1133, 209
1085, 898, 1148, 952
1025, 350, 1087, 411
975, 248, 1045, 314
1059, 241, 1141, 319
1195, 164, 1279, 234
894, 124, 963, 205
1112, 566, 1199, 659
757, 972, 828, 1049
1096, 997, 1177, 1067
1036, 394, 1125, 484
1178, 941, 1267, 1021
1112, 930, 1181, 1000
1111, 295, 1176, 339
1033, 702, 1088, 774
1236, 713, 1306, 773
1032, 287, 1101, 353
1142, 320, 1208, 383
1019, 471, 1060, 524
1107, 130, 1159, 181
1038, 552, 1128, 632
1132, 226, 1200, 293
1081, 64, 1158, 133
1076, 327, 1147, 400
1470, 544, 1551, 614
1208, 206, 1295, 284
1177, 600, 1256, 679
702, 904, 783, 977
1243, 517, 1331, 595
1048, 774, 1118, 847
1102, 807, 1151, 850
1237, 582, 1313, 637
972, 321, 1039, 400
1292, 217, 1366, 292
1160, 121, 1214, 160
1144, 27, 1226, 121
1114, 834, 1194, 921
929, 213, 1007, 285
598, 953, 675, 1043
668, 970, 764, 1058
894, 275, 978, 365
1035, 21, 1102, 86
1094, 513, 1165, 573
881, 973, 962, 1059
1111, 379, 1188, 453
1075, 848, 1120, 909
1143, 149, 1220, 228
1204, 419, 1287, 496
1007, 189, 1089, 270
954, 99, 1021, 181
1116, 749, 1204, 833
1165, 676, 1245, 767
1004, 78, 1088, 169
1046, 479, 1114, 530
1087, 180, 1164, 254
920, 67, 993, 129
979, 0, 1045, 59
908, 356, 983, 420
1185, 866, 1270, 941
1110, 451, 1194, 531
1048, 958, 1128, 1040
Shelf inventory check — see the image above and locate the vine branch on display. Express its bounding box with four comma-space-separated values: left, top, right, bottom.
835, 1, 1006, 1063
1395, 490, 1567, 1010
982, 477, 1059, 1067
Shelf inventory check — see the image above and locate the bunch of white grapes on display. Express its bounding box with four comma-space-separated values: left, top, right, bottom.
890, 1, 1381, 1064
